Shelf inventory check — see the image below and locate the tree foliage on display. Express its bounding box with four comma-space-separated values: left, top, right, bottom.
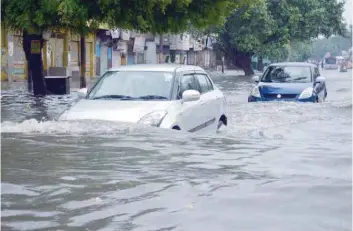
263, 43, 290, 62
57, 0, 103, 34
288, 25, 352, 62
215, 0, 346, 75
2, 0, 254, 35
2, 0, 253, 95
101, 0, 253, 34
308, 35, 352, 60
2, 0, 61, 31
288, 41, 313, 62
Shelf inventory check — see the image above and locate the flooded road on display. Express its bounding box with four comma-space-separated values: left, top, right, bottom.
1, 70, 352, 231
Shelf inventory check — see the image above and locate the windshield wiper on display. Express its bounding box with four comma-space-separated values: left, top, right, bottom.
291, 77, 308, 81
138, 95, 168, 100
92, 95, 135, 100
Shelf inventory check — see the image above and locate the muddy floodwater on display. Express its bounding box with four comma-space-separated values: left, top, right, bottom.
1, 70, 352, 231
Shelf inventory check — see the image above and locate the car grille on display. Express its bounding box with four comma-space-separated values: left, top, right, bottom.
262, 93, 298, 99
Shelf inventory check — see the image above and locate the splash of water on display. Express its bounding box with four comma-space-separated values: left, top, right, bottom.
1, 119, 147, 135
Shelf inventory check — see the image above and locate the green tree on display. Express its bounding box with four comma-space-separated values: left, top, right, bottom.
288, 41, 313, 62
288, 24, 352, 61
216, 0, 346, 76
259, 43, 290, 69
2, 0, 106, 94
2, 0, 253, 95
262, 45, 289, 63
309, 35, 352, 60
2, 0, 62, 95
102, 0, 250, 34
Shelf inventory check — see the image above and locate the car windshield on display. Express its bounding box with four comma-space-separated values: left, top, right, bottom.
261, 66, 312, 83
87, 71, 174, 100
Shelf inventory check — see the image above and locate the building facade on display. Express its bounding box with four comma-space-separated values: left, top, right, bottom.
1, 26, 96, 82
1, 26, 220, 82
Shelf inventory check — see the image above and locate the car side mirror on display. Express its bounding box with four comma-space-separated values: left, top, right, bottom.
315, 76, 325, 84
252, 75, 260, 83
182, 90, 200, 102
77, 88, 88, 98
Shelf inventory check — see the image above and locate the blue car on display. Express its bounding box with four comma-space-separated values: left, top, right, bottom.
248, 62, 327, 103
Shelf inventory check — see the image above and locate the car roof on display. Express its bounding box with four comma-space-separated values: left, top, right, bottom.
268, 62, 317, 67
108, 64, 205, 72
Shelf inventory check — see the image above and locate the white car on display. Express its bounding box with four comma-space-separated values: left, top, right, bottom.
59, 64, 228, 132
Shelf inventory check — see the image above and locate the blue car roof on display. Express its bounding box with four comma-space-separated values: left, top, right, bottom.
268, 62, 317, 67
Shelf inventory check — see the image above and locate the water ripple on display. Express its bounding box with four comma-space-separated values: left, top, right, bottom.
1, 70, 352, 231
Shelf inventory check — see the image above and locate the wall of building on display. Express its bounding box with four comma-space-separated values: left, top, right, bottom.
112, 49, 121, 68
1, 28, 96, 82
1, 24, 8, 81
1, 28, 221, 82
0, 29, 28, 82
145, 41, 157, 64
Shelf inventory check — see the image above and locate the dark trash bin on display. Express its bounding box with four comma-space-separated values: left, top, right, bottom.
45, 76, 71, 95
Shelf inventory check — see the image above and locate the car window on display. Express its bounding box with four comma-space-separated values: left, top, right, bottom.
261, 66, 312, 83
87, 71, 174, 100
261, 67, 271, 80
206, 76, 214, 90
179, 74, 199, 98
195, 74, 213, 93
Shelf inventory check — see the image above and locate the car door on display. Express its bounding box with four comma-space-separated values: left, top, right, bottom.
177, 72, 204, 132
194, 73, 219, 130
205, 74, 225, 119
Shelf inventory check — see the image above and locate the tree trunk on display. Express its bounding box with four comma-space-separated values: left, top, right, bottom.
22, 30, 46, 96
258, 55, 264, 71
234, 52, 254, 76
221, 56, 225, 73
80, 35, 86, 88
27, 61, 33, 92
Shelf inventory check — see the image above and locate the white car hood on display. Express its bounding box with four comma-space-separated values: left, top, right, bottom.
60, 99, 173, 123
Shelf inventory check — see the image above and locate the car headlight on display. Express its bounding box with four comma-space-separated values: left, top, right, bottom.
298, 87, 314, 99
138, 110, 167, 127
251, 86, 261, 97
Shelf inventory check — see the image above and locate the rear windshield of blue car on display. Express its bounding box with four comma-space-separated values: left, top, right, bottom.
325, 57, 337, 64
261, 66, 312, 83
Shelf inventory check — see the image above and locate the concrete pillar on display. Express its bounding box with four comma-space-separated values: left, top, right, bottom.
90, 33, 95, 77
50, 38, 55, 67
159, 35, 164, 63
42, 40, 47, 75
63, 30, 70, 67
121, 54, 127, 65
1, 24, 8, 81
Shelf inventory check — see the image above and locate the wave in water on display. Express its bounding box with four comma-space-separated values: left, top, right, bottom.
1, 119, 162, 136
330, 101, 352, 109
